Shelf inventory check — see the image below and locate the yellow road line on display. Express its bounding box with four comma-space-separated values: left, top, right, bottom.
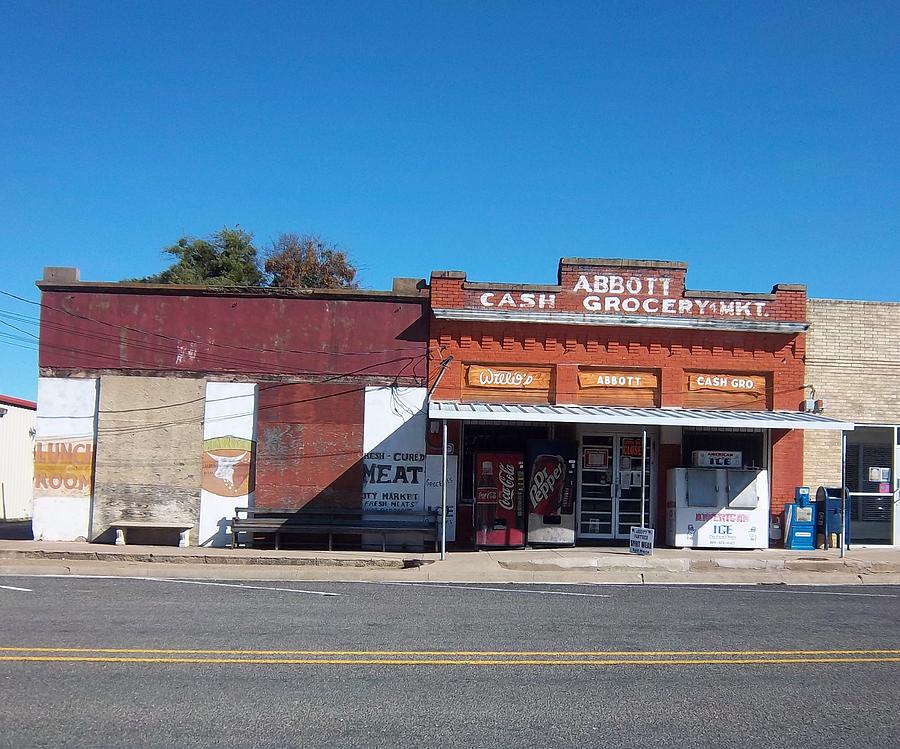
0, 647, 898, 657
0, 655, 899, 666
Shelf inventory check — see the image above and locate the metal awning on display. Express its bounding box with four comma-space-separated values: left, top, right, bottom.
429, 401, 854, 430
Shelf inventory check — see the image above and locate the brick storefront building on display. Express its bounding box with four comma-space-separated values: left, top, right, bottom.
32, 258, 868, 550
32, 268, 430, 545
429, 258, 848, 547
803, 298, 900, 545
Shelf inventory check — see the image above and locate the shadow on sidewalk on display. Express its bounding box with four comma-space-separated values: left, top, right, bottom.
0, 520, 33, 541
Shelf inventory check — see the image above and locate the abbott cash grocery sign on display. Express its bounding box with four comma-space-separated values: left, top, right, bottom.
454, 257, 812, 327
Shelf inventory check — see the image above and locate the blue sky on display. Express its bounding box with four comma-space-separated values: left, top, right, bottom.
2, 1, 898, 400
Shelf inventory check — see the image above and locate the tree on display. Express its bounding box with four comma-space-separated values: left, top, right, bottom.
264, 233, 358, 289
136, 227, 266, 286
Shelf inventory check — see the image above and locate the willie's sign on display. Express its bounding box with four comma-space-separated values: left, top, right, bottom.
465, 365, 551, 390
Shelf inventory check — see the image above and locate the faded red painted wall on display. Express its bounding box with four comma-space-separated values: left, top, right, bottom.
255, 383, 365, 510
38, 287, 427, 382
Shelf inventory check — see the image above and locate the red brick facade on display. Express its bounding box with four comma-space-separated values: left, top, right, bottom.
429, 258, 809, 528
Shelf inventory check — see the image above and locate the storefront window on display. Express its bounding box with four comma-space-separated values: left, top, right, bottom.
845, 426, 895, 544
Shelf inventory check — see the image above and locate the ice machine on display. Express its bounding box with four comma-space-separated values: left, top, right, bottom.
666, 467, 769, 549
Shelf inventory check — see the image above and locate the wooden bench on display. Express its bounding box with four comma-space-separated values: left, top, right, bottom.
110, 521, 193, 548
230, 507, 440, 552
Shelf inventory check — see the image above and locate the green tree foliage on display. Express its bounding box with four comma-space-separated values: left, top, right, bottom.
264, 233, 359, 289
137, 227, 266, 286
134, 228, 360, 289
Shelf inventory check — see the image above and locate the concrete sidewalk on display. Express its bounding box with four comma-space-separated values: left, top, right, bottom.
1, 539, 899, 585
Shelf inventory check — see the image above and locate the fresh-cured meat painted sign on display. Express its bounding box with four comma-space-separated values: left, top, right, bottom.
362, 387, 427, 513
465, 365, 551, 390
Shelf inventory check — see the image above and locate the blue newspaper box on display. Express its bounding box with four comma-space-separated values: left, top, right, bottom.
815, 486, 845, 549
784, 487, 816, 551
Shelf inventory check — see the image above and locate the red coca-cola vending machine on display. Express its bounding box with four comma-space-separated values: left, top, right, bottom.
474, 452, 526, 548
526, 440, 578, 545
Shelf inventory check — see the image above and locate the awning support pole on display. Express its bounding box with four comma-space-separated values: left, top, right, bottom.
441, 418, 448, 561
840, 430, 847, 559
640, 428, 647, 529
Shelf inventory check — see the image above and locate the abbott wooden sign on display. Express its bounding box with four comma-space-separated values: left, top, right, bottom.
576, 369, 659, 407
465, 365, 551, 390
578, 371, 658, 390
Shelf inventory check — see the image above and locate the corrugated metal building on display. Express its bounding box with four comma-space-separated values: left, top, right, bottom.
0, 395, 36, 520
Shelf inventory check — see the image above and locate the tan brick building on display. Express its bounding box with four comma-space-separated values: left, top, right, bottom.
804, 298, 900, 545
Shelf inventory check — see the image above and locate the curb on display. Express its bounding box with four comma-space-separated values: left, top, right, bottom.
1, 548, 899, 581
0, 549, 406, 569
498, 557, 900, 575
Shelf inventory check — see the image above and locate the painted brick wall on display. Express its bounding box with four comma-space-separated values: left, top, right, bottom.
255, 382, 364, 510
433, 261, 807, 323
430, 320, 806, 411
803, 298, 900, 489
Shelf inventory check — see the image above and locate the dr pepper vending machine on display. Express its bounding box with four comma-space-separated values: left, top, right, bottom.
474, 452, 526, 548
526, 440, 578, 545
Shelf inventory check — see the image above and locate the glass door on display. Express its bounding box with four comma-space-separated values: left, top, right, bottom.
614, 434, 652, 538
845, 428, 895, 544
578, 433, 653, 541
578, 435, 614, 538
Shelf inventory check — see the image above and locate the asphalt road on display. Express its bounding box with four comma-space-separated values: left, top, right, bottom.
0, 576, 897, 748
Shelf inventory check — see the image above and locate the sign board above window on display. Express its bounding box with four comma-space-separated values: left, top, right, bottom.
461, 364, 552, 404
683, 372, 768, 411
465, 365, 551, 390
687, 374, 766, 395
577, 370, 658, 390
576, 368, 659, 408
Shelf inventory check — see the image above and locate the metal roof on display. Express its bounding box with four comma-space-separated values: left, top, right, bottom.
0, 395, 36, 410
428, 401, 853, 430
